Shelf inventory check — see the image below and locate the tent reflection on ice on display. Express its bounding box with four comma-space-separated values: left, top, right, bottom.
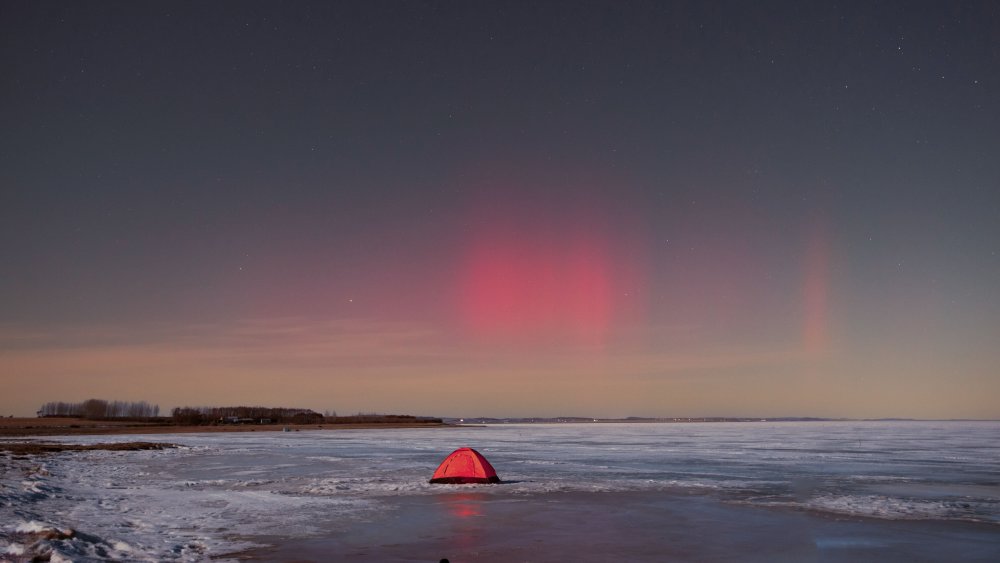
429, 447, 501, 484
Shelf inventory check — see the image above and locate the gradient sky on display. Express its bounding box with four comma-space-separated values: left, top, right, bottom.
2, 1, 999, 418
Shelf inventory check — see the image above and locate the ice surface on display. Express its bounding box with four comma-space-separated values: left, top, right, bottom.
2, 421, 998, 560
14, 521, 54, 534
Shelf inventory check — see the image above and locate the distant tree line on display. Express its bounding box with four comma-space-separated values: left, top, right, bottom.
332, 414, 443, 424
171, 406, 324, 425
38, 399, 160, 419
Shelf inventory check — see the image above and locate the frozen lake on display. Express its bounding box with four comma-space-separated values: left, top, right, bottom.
2, 421, 999, 561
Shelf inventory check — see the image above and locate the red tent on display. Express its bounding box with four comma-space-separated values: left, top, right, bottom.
430, 447, 501, 484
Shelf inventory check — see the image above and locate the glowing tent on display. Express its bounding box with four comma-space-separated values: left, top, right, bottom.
429, 447, 501, 484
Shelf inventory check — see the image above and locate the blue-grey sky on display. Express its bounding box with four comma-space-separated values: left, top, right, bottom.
2, 1, 998, 418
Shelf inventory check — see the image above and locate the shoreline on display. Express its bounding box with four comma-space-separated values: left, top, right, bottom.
0, 417, 455, 438
0, 441, 176, 455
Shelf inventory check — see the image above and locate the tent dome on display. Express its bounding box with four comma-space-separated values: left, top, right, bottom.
430, 447, 501, 484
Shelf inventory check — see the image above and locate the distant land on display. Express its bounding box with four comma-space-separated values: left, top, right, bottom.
0, 413, 447, 437
447, 416, 841, 424
3, 412, 993, 438
443, 416, 994, 424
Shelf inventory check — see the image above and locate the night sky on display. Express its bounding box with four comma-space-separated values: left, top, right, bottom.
3, 1, 999, 418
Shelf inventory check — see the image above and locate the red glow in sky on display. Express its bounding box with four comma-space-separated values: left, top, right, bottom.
458, 180, 644, 346
802, 221, 830, 356
460, 225, 613, 339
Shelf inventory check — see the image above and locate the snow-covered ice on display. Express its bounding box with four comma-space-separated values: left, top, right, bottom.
2, 421, 998, 561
